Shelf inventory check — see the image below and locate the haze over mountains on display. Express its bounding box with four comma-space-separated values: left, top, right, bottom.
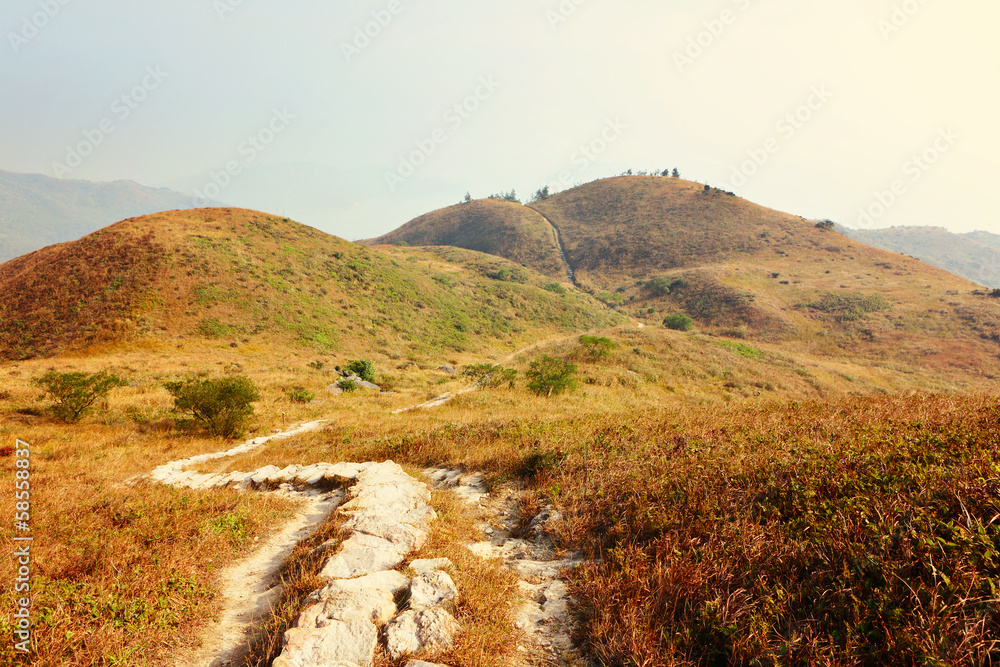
839, 224, 1000, 288
0, 169, 212, 263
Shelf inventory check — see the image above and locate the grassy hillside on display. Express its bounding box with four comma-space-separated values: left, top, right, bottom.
364, 198, 567, 279
0, 169, 211, 263
839, 224, 1000, 288
0, 208, 621, 360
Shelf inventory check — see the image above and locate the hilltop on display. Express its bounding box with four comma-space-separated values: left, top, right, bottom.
364, 198, 567, 279
0, 208, 621, 360
839, 224, 1000, 288
374, 176, 1000, 381
0, 169, 214, 263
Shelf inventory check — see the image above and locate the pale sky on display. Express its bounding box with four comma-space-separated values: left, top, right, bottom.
2, 0, 997, 239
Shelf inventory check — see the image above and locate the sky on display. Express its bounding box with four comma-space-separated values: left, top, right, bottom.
1, 0, 998, 240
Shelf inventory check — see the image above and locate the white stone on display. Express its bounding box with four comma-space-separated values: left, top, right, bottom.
409, 570, 459, 610
384, 607, 461, 660
295, 589, 397, 627
409, 558, 453, 575
320, 533, 406, 580
274, 618, 376, 667
309, 570, 411, 601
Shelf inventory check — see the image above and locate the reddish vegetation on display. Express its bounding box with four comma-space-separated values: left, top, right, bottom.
0, 227, 163, 359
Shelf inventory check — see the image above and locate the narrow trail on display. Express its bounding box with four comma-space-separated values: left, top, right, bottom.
526, 205, 576, 287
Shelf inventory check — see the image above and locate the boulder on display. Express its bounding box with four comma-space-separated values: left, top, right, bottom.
274, 618, 377, 667
308, 570, 411, 602
437, 365, 457, 376
320, 533, 406, 580
295, 589, 397, 627
384, 607, 461, 660
409, 570, 459, 610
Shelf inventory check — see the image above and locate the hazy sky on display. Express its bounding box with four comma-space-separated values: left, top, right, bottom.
2, 0, 998, 239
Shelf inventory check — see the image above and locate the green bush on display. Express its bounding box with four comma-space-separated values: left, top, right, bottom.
543, 282, 567, 296
579, 335, 618, 360
33, 370, 126, 423
286, 386, 315, 404
164, 375, 260, 438
487, 266, 529, 283
526, 355, 578, 397
337, 378, 359, 393
307, 360, 325, 371
462, 363, 518, 389
345, 359, 376, 383
663, 313, 694, 331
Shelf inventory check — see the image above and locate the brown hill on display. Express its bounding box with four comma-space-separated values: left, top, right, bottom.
364, 198, 567, 279
0, 208, 622, 360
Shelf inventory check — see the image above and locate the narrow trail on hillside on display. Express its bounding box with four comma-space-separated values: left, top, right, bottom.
526, 204, 576, 286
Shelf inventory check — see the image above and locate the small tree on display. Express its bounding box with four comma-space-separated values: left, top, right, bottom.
462, 363, 518, 389
531, 186, 550, 202
526, 356, 577, 397
463, 191, 472, 204
579, 335, 618, 360
663, 314, 694, 331
672, 168, 680, 178
165, 376, 260, 438
645, 276, 675, 298
34, 370, 126, 423
345, 359, 376, 383
815, 220, 835, 231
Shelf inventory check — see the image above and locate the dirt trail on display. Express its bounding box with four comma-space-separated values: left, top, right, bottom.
526, 204, 576, 286
172, 489, 344, 667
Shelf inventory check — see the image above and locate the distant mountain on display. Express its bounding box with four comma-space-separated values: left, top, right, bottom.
0, 169, 210, 262
838, 225, 1000, 288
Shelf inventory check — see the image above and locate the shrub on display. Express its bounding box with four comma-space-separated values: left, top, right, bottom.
462, 363, 518, 389
286, 387, 315, 404
526, 355, 578, 397
337, 378, 359, 393
196, 317, 231, 338
33, 370, 126, 423
487, 266, 529, 283
164, 375, 259, 438
543, 282, 567, 296
579, 335, 618, 360
663, 313, 694, 331
596, 291, 624, 306
644, 276, 674, 298
307, 360, 324, 371
345, 359, 376, 383
807, 292, 891, 322
815, 219, 835, 230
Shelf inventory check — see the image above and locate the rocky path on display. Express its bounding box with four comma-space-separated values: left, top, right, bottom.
149, 405, 588, 666
424, 469, 586, 666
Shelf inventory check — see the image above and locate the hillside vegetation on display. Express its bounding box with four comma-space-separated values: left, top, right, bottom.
365, 198, 566, 279
0, 208, 621, 360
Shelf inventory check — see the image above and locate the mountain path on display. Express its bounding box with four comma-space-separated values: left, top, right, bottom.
526, 204, 576, 286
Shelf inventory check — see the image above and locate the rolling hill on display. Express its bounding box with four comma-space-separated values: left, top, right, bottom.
0, 169, 215, 263
364, 198, 568, 279
0, 208, 621, 360
838, 224, 1000, 288
374, 176, 1000, 381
